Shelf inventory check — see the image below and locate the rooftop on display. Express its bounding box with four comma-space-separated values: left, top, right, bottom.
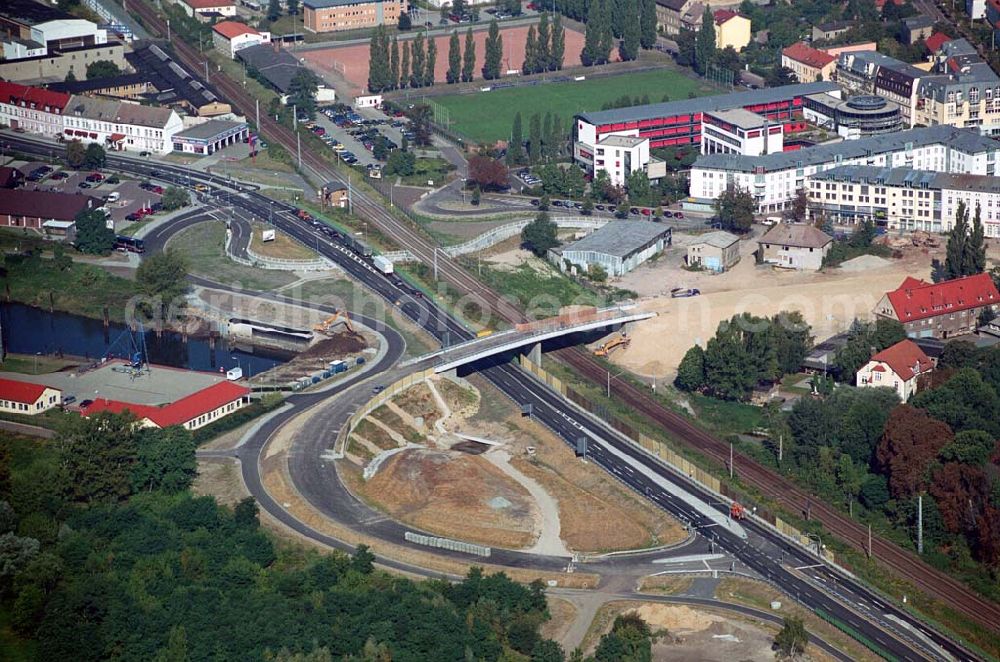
597, 134, 646, 148
903, 15, 934, 29
125, 44, 224, 110
212, 20, 259, 39
812, 164, 1000, 195
0, 189, 96, 221
45, 72, 149, 94
304, 0, 386, 7
175, 119, 246, 139
924, 31, 951, 53
0, 377, 57, 405
713, 9, 741, 24
236, 43, 305, 93
0, 80, 71, 112
691, 230, 739, 249
181, 0, 235, 8
694, 125, 998, 173
577, 81, 839, 126
758, 223, 832, 249
884, 274, 1000, 324
782, 42, 836, 69
561, 221, 671, 259
0, 0, 72, 26
80, 380, 250, 427
815, 20, 854, 32
868, 339, 933, 381
705, 107, 767, 129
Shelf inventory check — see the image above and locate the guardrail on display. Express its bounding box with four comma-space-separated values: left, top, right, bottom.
244, 243, 334, 271
404, 531, 491, 558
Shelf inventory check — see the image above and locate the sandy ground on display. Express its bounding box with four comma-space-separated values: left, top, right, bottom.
634, 603, 781, 662
613, 235, 935, 380
300, 25, 591, 96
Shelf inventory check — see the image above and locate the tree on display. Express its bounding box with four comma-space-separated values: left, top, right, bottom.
161, 186, 189, 211
471, 186, 481, 205
462, 28, 476, 82
410, 32, 426, 88
385, 149, 416, 176
73, 208, 115, 254
367, 26, 390, 93
64, 69, 77, 83
538, 194, 550, 210
582, 0, 603, 65
425, 36, 437, 87
81, 143, 106, 169
483, 19, 503, 80
715, 185, 755, 233
695, 6, 716, 75
640, 0, 657, 49
537, 14, 551, 72
945, 200, 969, 280
528, 112, 542, 164
389, 37, 400, 90
582, 198, 594, 216
468, 155, 509, 191
51, 243, 72, 271
523, 25, 539, 75
594, 613, 652, 662
675, 345, 706, 391
267, 0, 281, 21
398, 10, 411, 30
791, 188, 809, 222
400, 42, 411, 90
598, 0, 614, 64
507, 112, 525, 165
0, 533, 39, 583
521, 212, 558, 256
832, 318, 906, 381
911, 367, 1000, 436
767, 66, 797, 87
620, 0, 640, 61
702, 313, 778, 400
351, 544, 375, 574
447, 31, 462, 84
551, 14, 566, 70
286, 0, 298, 15
131, 426, 197, 493
65, 139, 85, 169
58, 411, 141, 502
771, 311, 813, 375
626, 169, 651, 202
407, 103, 433, 145
967, 203, 987, 276
453, 0, 467, 19
938, 429, 996, 467
136, 249, 189, 315
85, 60, 121, 80
774, 616, 808, 657
876, 405, 954, 499
288, 69, 319, 119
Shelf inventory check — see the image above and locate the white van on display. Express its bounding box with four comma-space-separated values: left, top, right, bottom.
763, 216, 781, 226
106, 191, 120, 203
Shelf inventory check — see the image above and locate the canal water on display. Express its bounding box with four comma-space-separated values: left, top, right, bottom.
0, 303, 291, 376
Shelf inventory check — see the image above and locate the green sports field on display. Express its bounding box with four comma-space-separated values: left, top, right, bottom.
430, 69, 719, 144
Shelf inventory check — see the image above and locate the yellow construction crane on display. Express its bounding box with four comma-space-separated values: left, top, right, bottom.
593, 333, 630, 357
313, 310, 356, 336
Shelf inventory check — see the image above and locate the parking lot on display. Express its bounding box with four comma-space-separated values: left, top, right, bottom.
308, 104, 413, 171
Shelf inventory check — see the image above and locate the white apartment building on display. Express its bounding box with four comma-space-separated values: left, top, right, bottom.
701, 108, 784, 156
690, 125, 1000, 213
808, 164, 1000, 237
62, 96, 184, 154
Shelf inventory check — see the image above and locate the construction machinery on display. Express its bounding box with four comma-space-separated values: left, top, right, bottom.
313, 310, 355, 336
593, 333, 630, 357
730, 502, 747, 520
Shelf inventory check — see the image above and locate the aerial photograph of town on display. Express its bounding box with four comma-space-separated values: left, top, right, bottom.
2, 0, 1000, 657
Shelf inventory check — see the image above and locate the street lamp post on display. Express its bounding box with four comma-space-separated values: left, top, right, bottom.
607, 368, 627, 398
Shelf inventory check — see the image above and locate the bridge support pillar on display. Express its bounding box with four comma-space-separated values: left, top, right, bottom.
524, 342, 542, 365
441, 367, 458, 379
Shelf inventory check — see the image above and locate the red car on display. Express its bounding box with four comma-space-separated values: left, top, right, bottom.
151, 186, 164, 195
674, 211, 684, 219
85, 172, 105, 182
641, 208, 652, 216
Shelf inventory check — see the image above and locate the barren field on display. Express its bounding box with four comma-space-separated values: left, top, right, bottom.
300, 25, 591, 95
613, 238, 935, 380
249, 222, 317, 260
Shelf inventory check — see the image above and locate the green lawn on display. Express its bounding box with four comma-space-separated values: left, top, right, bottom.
433, 69, 718, 144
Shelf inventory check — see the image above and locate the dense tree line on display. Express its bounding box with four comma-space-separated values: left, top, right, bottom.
369, 27, 455, 92
507, 111, 565, 166
483, 19, 504, 79
523, 14, 566, 75
0, 413, 570, 660
943, 201, 987, 281
575, 0, 655, 64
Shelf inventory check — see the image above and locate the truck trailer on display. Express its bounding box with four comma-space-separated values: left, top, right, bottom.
373, 255, 394, 275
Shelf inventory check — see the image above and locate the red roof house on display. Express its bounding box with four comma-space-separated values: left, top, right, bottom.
0, 81, 70, 114
924, 32, 951, 53
857, 339, 933, 400
80, 380, 251, 430
713, 9, 739, 24
875, 273, 1000, 338
212, 20, 259, 39
0, 377, 62, 415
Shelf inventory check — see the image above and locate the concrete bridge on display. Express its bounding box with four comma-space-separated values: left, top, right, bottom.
417, 305, 655, 374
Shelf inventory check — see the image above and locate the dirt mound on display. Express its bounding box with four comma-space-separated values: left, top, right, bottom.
300, 332, 366, 358
360, 448, 538, 549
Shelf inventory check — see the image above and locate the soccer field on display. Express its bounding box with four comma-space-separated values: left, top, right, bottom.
431, 69, 719, 144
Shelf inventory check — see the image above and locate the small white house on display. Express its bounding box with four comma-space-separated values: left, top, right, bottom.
856, 339, 933, 401
212, 21, 271, 59
0, 378, 62, 415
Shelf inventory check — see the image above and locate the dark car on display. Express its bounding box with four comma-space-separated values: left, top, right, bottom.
530, 199, 540, 206
595, 204, 606, 211
674, 212, 684, 219
663, 210, 673, 218
78, 182, 92, 189
629, 207, 640, 215
372, 385, 385, 394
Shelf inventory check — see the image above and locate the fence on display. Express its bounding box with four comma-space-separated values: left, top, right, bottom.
515, 354, 833, 563
244, 243, 334, 271
404, 531, 491, 558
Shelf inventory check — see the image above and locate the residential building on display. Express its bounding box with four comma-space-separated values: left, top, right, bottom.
0, 81, 70, 137
172, 119, 249, 155
802, 93, 904, 139
874, 274, 1000, 338
713, 10, 751, 52
211, 20, 270, 58
757, 223, 831, 270
924, 31, 952, 53
0, 189, 98, 230
584, 134, 653, 187
812, 20, 853, 42
303, 0, 407, 33
0, 40, 126, 84
690, 125, 1000, 213
655, 0, 697, 34
573, 82, 837, 168
236, 44, 337, 104
0, 378, 61, 416
807, 165, 1000, 235
821, 42, 878, 59
319, 183, 349, 208
62, 95, 184, 154
46, 72, 154, 100
782, 42, 836, 82
900, 16, 934, 44
80, 380, 251, 430
856, 339, 933, 400
968, 0, 986, 18
553, 221, 672, 277
686, 231, 740, 272
700, 108, 784, 156
913, 39, 1000, 136
175, 0, 237, 18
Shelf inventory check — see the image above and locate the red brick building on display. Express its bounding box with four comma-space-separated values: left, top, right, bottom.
0, 189, 97, 229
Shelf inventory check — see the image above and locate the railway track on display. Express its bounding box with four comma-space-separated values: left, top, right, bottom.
130, 0, 1000, 638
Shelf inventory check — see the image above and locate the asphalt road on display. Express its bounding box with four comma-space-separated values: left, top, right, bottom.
2, 131, 975, 661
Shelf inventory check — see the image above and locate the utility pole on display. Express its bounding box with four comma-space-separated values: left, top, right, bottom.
729, 442, 734, 479
778, 434, 783, 463
917, 494, 924, 554
296, 131, 301, 169
868, 523, 872, 559
255, 98, 260, 131
166, 19, 170, 40
433, 247, 438, 280
293, 104, 298, 131
348, 171, 353, 214
204, 60, 209, 82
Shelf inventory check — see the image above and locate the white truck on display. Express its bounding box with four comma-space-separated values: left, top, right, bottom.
373, 255, 394, 275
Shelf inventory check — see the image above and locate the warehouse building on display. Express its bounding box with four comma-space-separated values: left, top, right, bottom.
172, 119, 249, 155
552, 221, 672, 277
0, 189, 98, 230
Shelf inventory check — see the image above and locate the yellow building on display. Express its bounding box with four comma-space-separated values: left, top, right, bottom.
713, 9, 751, 52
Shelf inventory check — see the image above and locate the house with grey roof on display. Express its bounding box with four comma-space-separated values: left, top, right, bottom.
757, 224, 832, 270
687, 231, 740, 272
552, 221, 672, 277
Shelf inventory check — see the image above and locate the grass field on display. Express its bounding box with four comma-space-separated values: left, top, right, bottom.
433, 69, 718, 143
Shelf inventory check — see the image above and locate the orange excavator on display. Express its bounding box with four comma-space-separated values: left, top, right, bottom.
593, 333, 630, 357
313, 310, 356, 336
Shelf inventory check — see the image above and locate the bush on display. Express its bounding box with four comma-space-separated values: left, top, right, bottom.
192, 394, 285, 444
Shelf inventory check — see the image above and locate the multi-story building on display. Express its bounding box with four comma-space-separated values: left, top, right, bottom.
756, 223, 832, 270
63, 95, 184, 154
303, 0, 407, 33
690, 125, 1000, 213
856, 339, 933, 400
700, 108, 784, 156
712, 10, 751, 52
913, 39, 1000, 135
212, 21, 270, 58
802, 93, 904, 139
782, 42, 837, 82
900, 16, 934, 44
577, 134, 666, 187
654, 0, 699, 34
836, 50, 925, 127
0, 81, 69, 137
807, 164, 1000, 236
175, 0, 237, 18
874, 274, 1000, 339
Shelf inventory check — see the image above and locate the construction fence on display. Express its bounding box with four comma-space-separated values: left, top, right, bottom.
404, 531, 491, 558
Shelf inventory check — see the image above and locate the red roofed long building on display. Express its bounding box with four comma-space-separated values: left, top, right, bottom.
875, 273, 1000, 339
782, 42, 837, 82
0, 80, 70, 137
856, 339, 934, 400
0, 377, 62, 415
80, 380, 251, 430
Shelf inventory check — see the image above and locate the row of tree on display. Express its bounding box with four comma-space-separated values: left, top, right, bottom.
523, 14, 566, 75
507, 111, 565, 165
581, 0, 657, 64
943, 200, 987, 281
367, 25, 440, 92
446, 29, 478, 83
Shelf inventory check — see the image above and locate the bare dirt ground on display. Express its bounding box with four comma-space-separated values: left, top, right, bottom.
613, 234, 937, 380
265, 330, 372, 383
300, 25, 591, 95
192, 458, 249, 507
541, 596, 579, 645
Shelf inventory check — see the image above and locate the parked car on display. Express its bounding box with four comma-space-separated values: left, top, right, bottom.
78, 182, 92, 189
663, 210, 673, 218
674, 211, 684, 219
641, 208, 651, 216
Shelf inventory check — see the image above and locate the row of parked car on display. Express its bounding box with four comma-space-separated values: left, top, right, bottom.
529, 198, 685, 219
